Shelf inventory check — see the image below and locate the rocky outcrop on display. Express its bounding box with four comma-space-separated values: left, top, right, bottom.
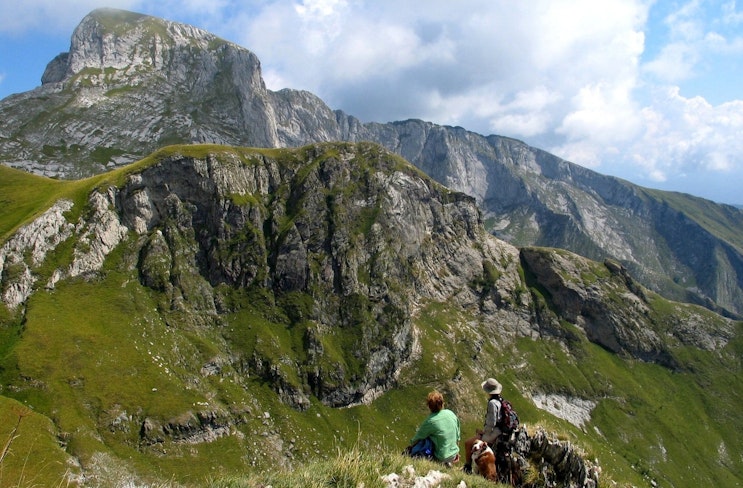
521, 428, 602, 488
0, 189, 129, 310
531, 393, 596, 429
114, 143, 532, 407
68, 188, 129, 278
520, 247, 736, 365
383, 429, 602, 488
0, 8, 281, 176
345, 120, 743, 319
0, 143, 532, 408
0, 200, 74, 308
140, 409, 237, 445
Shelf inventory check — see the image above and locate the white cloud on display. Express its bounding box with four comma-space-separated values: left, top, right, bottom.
487, 86, 561, 137
643, 42, 699, 82
0, 0, 140, 35
559, 81, 642, 143
643, 0, 743, 81
615, 86, 743, 182
722, 0, 743, 24
237, 1, 649, 126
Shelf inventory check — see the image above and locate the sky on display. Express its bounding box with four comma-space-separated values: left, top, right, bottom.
1, 1, 742, 206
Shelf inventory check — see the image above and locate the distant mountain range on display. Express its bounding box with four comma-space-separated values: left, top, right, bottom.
2, 9, 740, 319
2, 8, 742, 319
1, 9, 742, 487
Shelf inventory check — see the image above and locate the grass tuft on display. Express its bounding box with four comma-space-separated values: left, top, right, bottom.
207, 441, 507, 488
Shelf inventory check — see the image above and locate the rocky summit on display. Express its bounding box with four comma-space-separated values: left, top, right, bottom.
0, 8, 742, 488
1, 8, 742, 319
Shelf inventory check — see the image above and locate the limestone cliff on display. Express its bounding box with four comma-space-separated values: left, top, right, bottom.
1, 143, 735, 406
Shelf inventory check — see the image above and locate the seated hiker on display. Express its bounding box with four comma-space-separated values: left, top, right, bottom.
407, 390, 461, 466
463, 377, 504, 473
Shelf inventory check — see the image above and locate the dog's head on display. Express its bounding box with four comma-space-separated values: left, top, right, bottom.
471, 439, 492, 458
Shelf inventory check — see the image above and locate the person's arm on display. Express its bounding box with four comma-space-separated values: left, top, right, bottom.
483, 398, 500, 435
410, 416, 433, 443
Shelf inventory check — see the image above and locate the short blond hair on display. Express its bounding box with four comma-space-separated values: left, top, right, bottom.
426, 390, 444, 412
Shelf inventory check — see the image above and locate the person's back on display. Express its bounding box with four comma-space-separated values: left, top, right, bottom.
409, 391, 461, 464
421, 408, 460, 461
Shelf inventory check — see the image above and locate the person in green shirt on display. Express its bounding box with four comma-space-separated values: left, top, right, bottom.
409, 390, 461, 466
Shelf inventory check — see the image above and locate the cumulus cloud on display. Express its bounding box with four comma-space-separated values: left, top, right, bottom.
235, 1, 657, 169
629, 87, 743, 178
0, 0, 139, 35
643, 42, 699, 82
238, 1, 649, 126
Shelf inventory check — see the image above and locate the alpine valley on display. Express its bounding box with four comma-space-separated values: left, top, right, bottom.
0, 8, 741, 488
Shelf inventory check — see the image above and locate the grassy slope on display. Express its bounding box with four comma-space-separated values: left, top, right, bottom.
0, 396, 71, 488
643, 188, 743, 252
208, 446, 512, 488
1, 148, 742, 487
0, 165, 75, 242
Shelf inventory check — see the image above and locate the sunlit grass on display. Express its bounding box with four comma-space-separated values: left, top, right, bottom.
207, 442, 507, 488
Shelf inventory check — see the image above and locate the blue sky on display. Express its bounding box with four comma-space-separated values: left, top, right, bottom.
1, 0, 742, 205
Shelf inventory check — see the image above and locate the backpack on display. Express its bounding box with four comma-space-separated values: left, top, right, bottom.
408, 437, 435, 459
497, 398, 519, 433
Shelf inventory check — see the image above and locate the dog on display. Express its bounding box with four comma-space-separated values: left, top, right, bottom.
470, 439, 497, 481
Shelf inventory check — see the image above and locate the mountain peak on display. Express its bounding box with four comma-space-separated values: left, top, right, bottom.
86, 7, 150, 25
42, 8, 243, 88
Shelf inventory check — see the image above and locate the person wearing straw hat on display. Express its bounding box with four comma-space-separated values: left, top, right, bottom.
463, 377, 503, 474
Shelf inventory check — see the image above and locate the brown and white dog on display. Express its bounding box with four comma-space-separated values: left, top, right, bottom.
470, 439, 497, 481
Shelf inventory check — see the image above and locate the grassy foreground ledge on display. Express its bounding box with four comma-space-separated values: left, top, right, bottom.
206, 442, 615, 488
208, 446, 511, 488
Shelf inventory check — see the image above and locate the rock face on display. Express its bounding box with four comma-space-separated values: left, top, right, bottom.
117, 143, 512, 407
1, 10, 259, 178
0, 200, 74, 308
0, 143, 527, 408
520, 248, 736, 369
346, 121, 743, 319
1, 142, 735, 411
1, 7, 742, 320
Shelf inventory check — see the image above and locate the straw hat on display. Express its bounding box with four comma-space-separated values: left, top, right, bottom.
481, 378, 502, 395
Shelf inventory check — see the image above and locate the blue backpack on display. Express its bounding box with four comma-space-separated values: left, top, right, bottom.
409, 437, 435, 459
